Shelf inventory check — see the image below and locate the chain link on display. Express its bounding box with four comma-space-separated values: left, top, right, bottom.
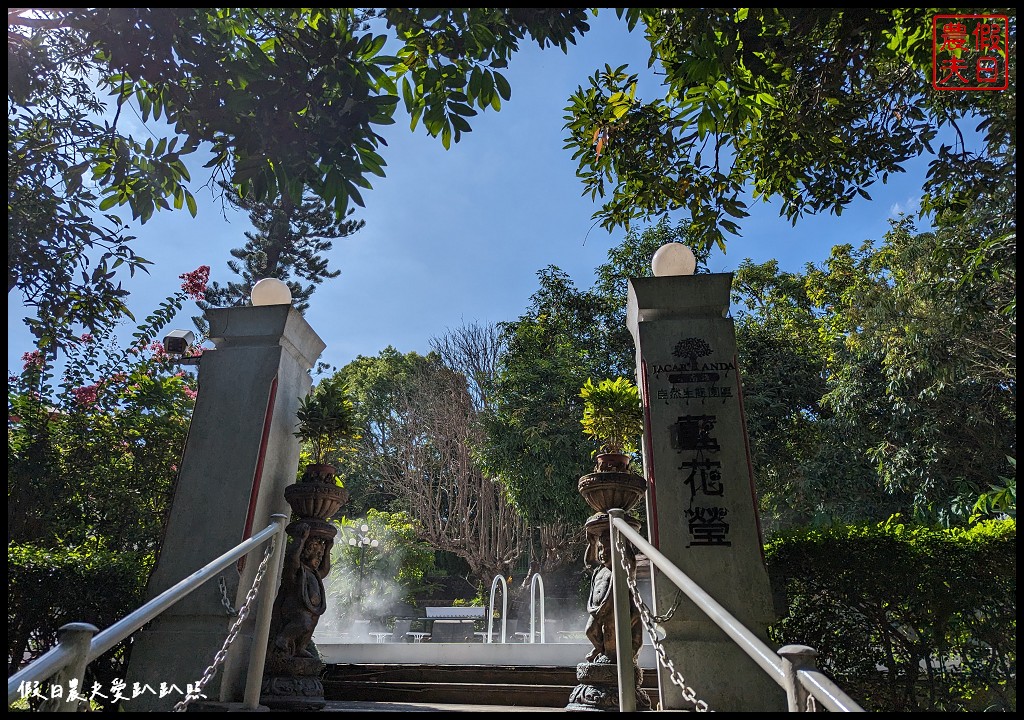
613, 529, 711, 712
649, 588, 684, 624
218, 576, 239, 616
173, 537, 277, 712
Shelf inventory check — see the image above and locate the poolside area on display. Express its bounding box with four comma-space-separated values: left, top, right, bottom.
314, 636, 657, 668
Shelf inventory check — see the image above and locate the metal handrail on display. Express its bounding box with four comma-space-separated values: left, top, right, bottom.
527, 573, 546, 643
486, 575, 509, 643
8, 514, 289, 711
607, 509, 865, 712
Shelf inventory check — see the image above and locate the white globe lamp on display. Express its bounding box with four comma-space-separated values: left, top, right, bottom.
651, 243, 697, 277
250, 278, 292, 306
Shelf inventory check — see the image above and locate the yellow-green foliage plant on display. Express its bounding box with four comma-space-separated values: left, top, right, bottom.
579, 377, 643, 457
294, 375, 362, 481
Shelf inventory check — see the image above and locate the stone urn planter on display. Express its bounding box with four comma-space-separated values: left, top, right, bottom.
284, 466, 349, 520
262, 376, 361, 711
569, 377, 650, 712
578, 456, 647, 514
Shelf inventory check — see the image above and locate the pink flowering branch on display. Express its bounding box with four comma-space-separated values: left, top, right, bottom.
179, 265, 210, 301
71, 384, 100, 408
21, 351, 44, 371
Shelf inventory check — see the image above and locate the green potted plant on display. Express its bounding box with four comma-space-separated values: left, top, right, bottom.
579, 376, 644, 472
286, 376, 362, 520
578, 377, 646, 514
294, 375, 362, 483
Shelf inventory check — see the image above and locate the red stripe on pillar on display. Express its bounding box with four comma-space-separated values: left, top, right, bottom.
734, 355, 767, 562
640, 359, 659, 548
238, 375, 278, 572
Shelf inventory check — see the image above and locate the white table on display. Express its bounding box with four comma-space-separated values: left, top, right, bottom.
556, 630, 587, 642
424, 606, 486, 619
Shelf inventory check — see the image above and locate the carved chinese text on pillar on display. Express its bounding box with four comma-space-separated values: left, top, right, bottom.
651, 338, 735, 404
649, 337, 738, 548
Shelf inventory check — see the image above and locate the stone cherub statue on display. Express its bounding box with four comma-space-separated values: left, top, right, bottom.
584, 525, 642, 663
269, 522, 332, 658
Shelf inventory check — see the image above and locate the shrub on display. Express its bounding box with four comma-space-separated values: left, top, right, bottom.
766, 516, 1016, 712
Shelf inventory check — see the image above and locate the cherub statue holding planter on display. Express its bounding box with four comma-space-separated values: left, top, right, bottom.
269, 522, 333, 659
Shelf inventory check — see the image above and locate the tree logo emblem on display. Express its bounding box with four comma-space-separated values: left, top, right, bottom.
672, 337, 712, 367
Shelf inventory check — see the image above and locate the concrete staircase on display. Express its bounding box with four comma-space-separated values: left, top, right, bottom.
323, 663, 659, 708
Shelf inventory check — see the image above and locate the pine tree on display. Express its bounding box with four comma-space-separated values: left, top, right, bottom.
194, 184, 364, 333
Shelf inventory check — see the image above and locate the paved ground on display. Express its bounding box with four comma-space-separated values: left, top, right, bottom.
320, 700, 566, 712
192, 700, 568, 712
318, 700, 688, 713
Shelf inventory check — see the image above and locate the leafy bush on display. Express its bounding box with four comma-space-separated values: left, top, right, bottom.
8, 274, 203, 710
766, 517, 1016, 712
8, 544, 153, 711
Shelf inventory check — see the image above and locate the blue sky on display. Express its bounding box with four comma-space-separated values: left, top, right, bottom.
8, 11, 938, 377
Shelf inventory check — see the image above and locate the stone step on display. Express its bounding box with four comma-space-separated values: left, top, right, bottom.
323, 664, 658, 709
324, 680, 575, 707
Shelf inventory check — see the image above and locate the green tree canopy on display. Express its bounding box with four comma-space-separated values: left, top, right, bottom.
563, 8, 1016, 254
8, 8, 590, 350
480, 267, 614, 528
735, 215, 1015, 530
480, 221, 711, 529
8, 13, 192, 352
333, 344, 528, 589
333, 346, 439, 514
195, 184, 365, 323
15, 8, 590, 215
14, 7, 1013, 356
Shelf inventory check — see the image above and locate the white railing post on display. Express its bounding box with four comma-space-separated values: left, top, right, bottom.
37, 623, 98, 712
779, 645, 818, 712
242, 514, 289, 709
7, 517, 289, 712
608, 509, 636, 712
529, 573, 546, 643
487, 575, 508, 643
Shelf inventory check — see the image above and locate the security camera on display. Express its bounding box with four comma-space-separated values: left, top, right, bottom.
163, 329, 196, 355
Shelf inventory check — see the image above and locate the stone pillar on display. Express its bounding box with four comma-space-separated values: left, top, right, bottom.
626, 274, 784, 712
122, 305, 325, 711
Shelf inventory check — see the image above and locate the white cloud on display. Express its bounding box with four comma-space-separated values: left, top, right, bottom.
889, 196, 921, 218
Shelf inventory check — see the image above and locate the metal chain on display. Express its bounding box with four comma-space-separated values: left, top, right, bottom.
218, 576, 238, 616
649, 588, 684, 624
613, 530, 711, 712
173, 538, 277, 712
